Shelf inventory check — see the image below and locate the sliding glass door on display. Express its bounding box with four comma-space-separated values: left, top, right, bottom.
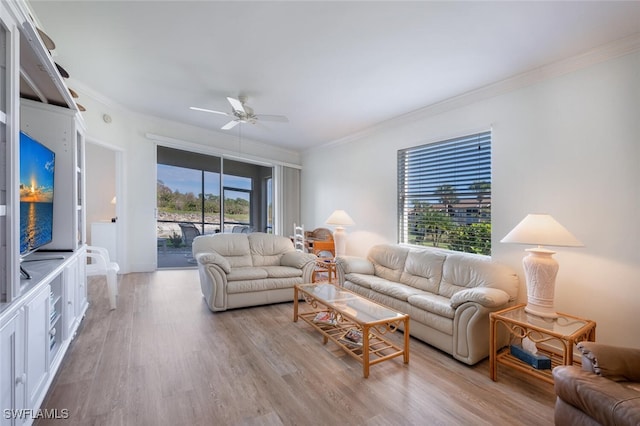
156, 146, 272, 268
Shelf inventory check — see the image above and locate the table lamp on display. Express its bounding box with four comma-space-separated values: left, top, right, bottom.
325, 209, 354, 257
501, 214, 583, 318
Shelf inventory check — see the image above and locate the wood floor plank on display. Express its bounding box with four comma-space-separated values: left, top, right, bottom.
36, 270, 556, 425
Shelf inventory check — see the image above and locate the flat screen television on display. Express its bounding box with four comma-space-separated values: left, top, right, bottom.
19, 131, 56, 257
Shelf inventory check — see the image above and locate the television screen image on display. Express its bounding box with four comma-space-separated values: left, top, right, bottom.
19, 131, 56, 255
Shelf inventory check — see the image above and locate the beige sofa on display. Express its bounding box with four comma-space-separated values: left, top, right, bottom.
336, 244, 519, 365
193, 233, 317, 312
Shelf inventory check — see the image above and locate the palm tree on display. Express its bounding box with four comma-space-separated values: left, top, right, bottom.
469, 181, 491, 208
435, 184, 458, 217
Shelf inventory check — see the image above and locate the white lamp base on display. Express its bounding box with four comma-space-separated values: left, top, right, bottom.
522, 248, 560, 318
333, 226, 347, 257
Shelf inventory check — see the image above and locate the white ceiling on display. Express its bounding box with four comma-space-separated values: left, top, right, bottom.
29, 1, 640, 152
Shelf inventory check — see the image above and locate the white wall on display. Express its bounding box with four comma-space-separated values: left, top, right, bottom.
85, 142, 116, 243
75, 92, 302, 273
301, 51, 640, 347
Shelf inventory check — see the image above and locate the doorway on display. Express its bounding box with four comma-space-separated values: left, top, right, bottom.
85, 140, 122, 266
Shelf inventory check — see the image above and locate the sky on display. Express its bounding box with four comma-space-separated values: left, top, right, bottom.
157, 164, 252, 196
19, 132, 55, 203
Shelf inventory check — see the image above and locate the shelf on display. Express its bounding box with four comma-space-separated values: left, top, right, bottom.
496, 348, 556, 384
297, 309, 405, 369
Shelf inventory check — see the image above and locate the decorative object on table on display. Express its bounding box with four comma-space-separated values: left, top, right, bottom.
339, 328, 365, 347
500, 213, 583, 318
312, 311, 337, 326
509, 344, 551, 370
325, 209, 355, 257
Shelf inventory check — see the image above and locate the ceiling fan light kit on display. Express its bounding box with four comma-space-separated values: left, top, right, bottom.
190, 95, 288, 130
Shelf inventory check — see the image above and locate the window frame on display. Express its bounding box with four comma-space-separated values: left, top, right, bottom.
397, 131, 492, 255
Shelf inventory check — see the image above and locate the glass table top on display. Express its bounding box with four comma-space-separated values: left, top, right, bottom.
298, 283, 406, 323
496, 305, 592, 336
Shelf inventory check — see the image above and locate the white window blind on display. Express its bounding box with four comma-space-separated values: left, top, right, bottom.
397, 131, 492, 255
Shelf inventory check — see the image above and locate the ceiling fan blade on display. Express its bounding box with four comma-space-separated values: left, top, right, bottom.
221, 120, 239, 130
256, 114, 289, 123
227, 97, 246, 114
190, 106, 229, 116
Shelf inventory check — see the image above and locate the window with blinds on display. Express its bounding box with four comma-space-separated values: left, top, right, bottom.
397, 131, 492, 255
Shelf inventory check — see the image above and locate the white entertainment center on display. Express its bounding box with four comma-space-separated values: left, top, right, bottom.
1, 1, 89, 424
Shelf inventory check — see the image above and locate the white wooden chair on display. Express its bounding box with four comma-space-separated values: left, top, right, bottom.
293, 223, 305, 252
85, 245, 119, 310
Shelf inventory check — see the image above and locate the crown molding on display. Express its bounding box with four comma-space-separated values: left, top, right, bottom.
313, 32, 640, 153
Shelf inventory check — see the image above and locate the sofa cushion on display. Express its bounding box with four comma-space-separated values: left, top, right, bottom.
193, 233, 253, 268
249, 233, 294, 266
368, 244, 409, 282
407, 305, 454, 335
399, 249, 446, 293
345, 273, 394, 290
227, 277, 301, 294
370, 280, 426, 302
336, 256, 375, 275
439, 253, 507, 298
227, 267, 268, 282
262, 265, 303, 279
281, 251, 316, 269
407, 293, 455, 319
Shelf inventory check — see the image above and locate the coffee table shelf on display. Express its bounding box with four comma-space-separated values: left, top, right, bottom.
294, 283, 410, 378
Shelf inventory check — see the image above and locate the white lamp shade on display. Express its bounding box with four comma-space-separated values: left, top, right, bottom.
325, 210, 355, 227
500, 214, 582, 247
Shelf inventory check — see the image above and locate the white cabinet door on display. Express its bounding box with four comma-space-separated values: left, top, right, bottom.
75, 250, 88, 320
0, 309, 26, 426
63, 257, 77, 339
24, 285, 50, 410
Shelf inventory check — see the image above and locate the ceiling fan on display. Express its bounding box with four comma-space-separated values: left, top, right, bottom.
190, 96, 288, 130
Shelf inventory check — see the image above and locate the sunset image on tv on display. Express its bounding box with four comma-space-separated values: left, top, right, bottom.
19, 132, 56, 254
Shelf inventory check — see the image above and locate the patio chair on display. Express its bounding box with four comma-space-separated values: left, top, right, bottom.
178, 223, 201, 262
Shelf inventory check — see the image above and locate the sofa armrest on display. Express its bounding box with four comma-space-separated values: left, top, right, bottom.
578, 342, 640, 382
280, 251, 317, 269
553, 365, 640, 426
335, 256, 375, 275
195, 252, 231, 274
450, 287, 510, 309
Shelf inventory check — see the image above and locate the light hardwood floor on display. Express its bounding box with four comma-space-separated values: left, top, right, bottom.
37, 270, 556, 425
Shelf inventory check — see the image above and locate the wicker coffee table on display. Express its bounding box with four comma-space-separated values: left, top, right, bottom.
293, 283, 410, 378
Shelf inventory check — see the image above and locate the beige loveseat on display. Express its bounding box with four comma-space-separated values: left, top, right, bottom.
336, 244, 519, 365
193, 233, 317, 312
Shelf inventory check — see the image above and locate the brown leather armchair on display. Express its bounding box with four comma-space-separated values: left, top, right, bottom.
553, 342, 640, 425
